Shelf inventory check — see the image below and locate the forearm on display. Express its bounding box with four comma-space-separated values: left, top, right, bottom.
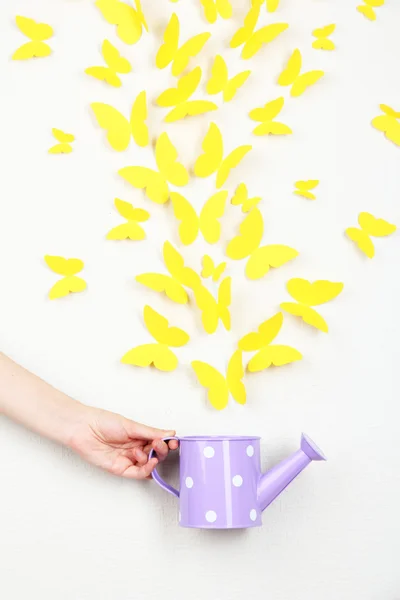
0, 352, 89, 446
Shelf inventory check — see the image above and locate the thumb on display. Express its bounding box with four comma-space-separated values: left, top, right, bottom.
126, 419, 176, 441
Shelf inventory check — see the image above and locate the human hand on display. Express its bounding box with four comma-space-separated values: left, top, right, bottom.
69, 406, 178, 479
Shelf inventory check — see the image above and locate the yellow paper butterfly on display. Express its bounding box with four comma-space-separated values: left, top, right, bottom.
192, 350, 245, 410
118, 132, 188, 205
371, 104, 400, 147
312, 24, 336, 51
85, 39, 132, 87
230, 4, 288, 60
12, 16, 53, 60
44, 256, 86, 300
91, 91, 149, 151
345, 212, 396, 259
192, 277, 231, 334
226, 208, 298, 280
294, 180, 319, 200
280, 279, 344, 333
278, 49, 324, 97
194, 123, 252, 189
231, 183, 261, 213
201, 256, 227, 282
206, 55, 250, 102
121, 305, 189, 372
156, 66, 218, 122
357, 0, 384, 21
170, 190, 228, 245
200, 0, 232, 23
156, 13, 210, 77
106, 198, 149, 240
252, 0, 280, 12
136, 241, 200, 304
95, 0, 148, 45
239, 312, 302, 372
249, 96, 292, 136
48, 129, 75, 154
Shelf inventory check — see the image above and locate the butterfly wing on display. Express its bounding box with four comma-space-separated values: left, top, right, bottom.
216, 145, 252, 188
245, 244, 298, 280
199, 191, 228, 244
156, 133, 189, 186
114, 198, 149, 221
239, 312, 283, 351
157, 67, 202, 107
206, 55, 228, 96
345, 227, 375, 258
286, 278, 344, 306
48, 143, 73, 154
91, 103, 131, 151
164, 100, 218, 122
227, 350, 246, 405
136, 274, 188, 304
170, 192, 199, 245
217, 276, 231, 331
230, 4, 260, 48
45, 256, 83, 276
217, 0, 233, 19
12, 41, 51, 60
226, 207, 264, 259
193, 284, 219, 334
290, 70, 324, 97
144, 305, 189, 346
266, 0, 280, 11
358, 212, 396, 237
102, 39, 131, 73
224, 70, 251, 102
200, 0, 218, 23
191, 361, 229, 410
48, 276, 86, 300
312, 39, 335, 51
122, 343, 178, 371
106, 222, 146, 240
15, 16, 53, 41
194, 122, 224, 178
278, 49, 302, 86
249, 96, 284, 121
85, 66, 121, 87
247, 345, 302, 372
357, 4, 376, 20
156, 13, 180, 69
118, 167, 169, 204
129, 91, 149, 147
173, 32, 211, 77
241, 23, 288, 60
280, 302, 329, 332
253, 121, 292, 135
52, 129, 74, 143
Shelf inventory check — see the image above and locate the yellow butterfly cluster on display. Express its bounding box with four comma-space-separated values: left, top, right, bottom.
48, 129, 75, 154
27, 0, 395, 412
371, 104, 400, 147
13, 16, 53, 60
357, 0, 384, 21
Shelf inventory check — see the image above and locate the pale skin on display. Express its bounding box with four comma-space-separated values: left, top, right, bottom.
0, 352, 178, 479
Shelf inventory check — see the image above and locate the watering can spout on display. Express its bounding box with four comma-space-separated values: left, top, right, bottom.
258, 433, 326, 512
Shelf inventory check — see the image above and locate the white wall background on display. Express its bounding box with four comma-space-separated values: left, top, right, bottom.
0, 0, 399, 598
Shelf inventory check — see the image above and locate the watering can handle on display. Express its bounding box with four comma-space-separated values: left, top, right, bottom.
149, 436, 180, 498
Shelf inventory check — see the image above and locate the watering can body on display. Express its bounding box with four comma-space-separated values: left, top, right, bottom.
150, 433, 326, 529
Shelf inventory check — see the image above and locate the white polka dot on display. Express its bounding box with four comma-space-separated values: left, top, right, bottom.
246, 445, 254, 457
250, 509, 257, 521
203, 446, 215, 458
205, 510, 217, 523
232, 475, 243, 487
185, 476, 194, 489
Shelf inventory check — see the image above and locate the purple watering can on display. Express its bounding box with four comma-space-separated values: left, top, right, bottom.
149, 433, 326, 529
